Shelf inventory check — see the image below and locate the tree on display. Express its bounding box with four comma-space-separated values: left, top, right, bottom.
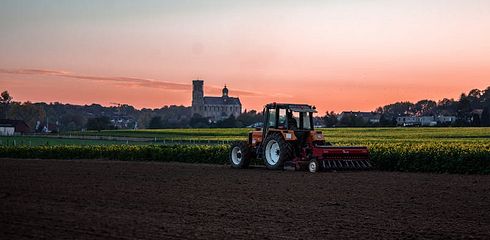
236, 110, 263, 127
0, 91, 12, 104
323, 111, 338, 127
437, 98, 457, 115
456, 93, 472, 126
214, 115, 240, 128
86, 116, 112, 131
481, 106, 490, 127
148, 116, 163, 129
137, 110, 154, 129
189, 114, 209, 128
7, 102, 45, 129
379, 113, 394, 126
0, 91, 13, 118
414, 100, 436, 116
60, 113, 85, 131
471, 114, 481, 127
380, 102, 415, 117
338, 114, 366, 127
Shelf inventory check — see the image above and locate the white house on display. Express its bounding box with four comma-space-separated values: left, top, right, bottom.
0, 125, 15, 136
396, 116, 419, 126
0, 120, 30, 135
397, 115, 457, 126
436, 116, 457, 124
419, 116, 437, 126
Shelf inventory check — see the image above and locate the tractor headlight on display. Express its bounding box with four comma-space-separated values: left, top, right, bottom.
316, 134, 324, 140
285, 133, 292, 139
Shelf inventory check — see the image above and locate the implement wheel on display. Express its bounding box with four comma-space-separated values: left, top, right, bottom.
229, 141, 251, 169
263, 133, 293, 170
308, 159, 320, 173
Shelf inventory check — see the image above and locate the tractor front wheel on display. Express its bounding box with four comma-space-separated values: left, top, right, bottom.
229, 141, 251, 168
263, 133, 292, 170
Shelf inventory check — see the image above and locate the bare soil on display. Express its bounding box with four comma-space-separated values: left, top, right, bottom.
1, 158, 489, 239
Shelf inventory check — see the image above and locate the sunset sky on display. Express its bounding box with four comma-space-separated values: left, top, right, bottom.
1, 0, 489, 113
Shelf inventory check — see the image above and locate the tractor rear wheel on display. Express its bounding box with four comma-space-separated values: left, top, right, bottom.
229, 141, 251, 168
263, 133, 293, 170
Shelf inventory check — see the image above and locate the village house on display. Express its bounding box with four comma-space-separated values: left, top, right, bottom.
396, 115, 456, 126
0, 119, 30, 136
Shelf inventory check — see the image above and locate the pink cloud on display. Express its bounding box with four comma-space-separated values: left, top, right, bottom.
0, 68, 260, 96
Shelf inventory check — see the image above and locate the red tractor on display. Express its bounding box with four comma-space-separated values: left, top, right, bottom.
229, 103, 371, 172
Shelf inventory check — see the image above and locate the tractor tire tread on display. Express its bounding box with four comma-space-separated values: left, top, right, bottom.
229, 141, 251, 169
263, 132, 293, 170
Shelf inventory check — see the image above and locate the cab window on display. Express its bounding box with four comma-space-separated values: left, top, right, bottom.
292, 111, 300, 129
278, 108, 287, 128
267, 109, 276, 128
302, 112, 312, 130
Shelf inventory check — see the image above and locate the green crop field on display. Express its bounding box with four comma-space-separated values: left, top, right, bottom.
3, 127, 489, 146
1, 127, 489, 174
321, 127, 490, 144
67, 127, 490, 143
69, 128, 251, 141
0, 136, 156, 146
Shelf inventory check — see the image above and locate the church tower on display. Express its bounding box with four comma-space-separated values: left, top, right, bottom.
192, 80, 204, 116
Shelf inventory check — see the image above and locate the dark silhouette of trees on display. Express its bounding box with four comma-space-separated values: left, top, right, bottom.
481, 107, 490, 127
374, 87, 490, 127
414, 100, 437, 116
323, 111, 338, 127
189, 114, 209, 128
213, 115, 240, 128
379, 113, 394, 126
0, 91, 13, 119
236, 110, 263, 127
86, 117, 113, 131
1, 85, 489, 130
380, 102, 415, 117
338, 114, 366, 127
8, 102, 46, 129
148, 116, 163, 129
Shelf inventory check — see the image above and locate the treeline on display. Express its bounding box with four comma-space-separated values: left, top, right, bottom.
0, 91, 191, 131
1, 86, 489, 131
0, 90, 262, 131
322, 87, 490, 127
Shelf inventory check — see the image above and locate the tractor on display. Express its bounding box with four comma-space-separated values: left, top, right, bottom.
229, 103, 371, 172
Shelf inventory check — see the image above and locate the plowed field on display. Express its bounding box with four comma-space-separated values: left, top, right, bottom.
1, 159, 489, 239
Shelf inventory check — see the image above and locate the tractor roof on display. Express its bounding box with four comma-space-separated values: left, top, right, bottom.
265, 103, 317, 113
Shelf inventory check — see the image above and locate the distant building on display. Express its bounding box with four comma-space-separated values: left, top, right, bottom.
0, 119, 30, 136
419, 116, 437, 126
396, 116, 420, 126
436, 115, 457, 124
396, 115, 456, 126
191, 80, 242, 122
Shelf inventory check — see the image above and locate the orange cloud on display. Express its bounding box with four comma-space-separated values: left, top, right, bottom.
0, 68, 260, 97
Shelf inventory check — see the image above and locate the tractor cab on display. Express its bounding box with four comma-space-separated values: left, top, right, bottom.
260, 103, 323, 149
264, 103, 315, 131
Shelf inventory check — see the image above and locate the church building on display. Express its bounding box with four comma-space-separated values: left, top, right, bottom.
191, 80, 242, 122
